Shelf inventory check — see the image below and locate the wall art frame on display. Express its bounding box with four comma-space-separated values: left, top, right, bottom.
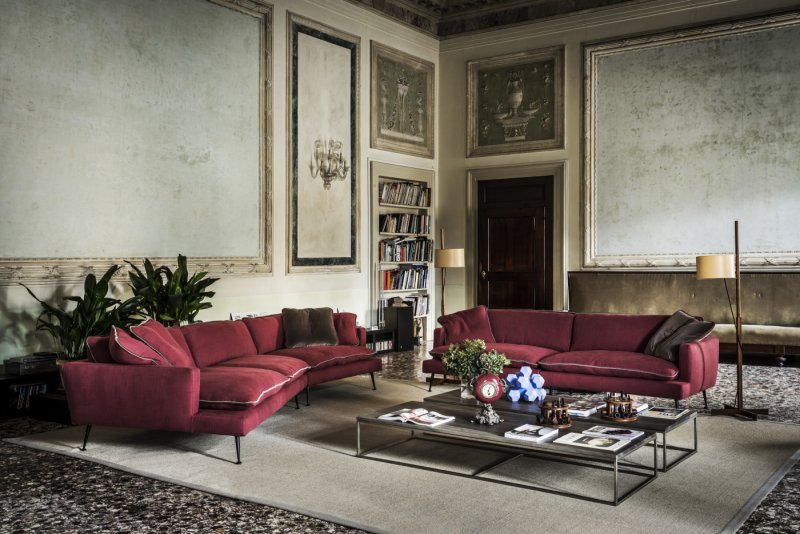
583, 11, 800, 270
0, 0, 273, 285
370, 41, 435, 158
467, 46, 564, 157
287, 13, 360, 273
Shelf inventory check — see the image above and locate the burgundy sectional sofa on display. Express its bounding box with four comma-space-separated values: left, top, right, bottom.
61, 313, 380, 463
423, 307, 718, 406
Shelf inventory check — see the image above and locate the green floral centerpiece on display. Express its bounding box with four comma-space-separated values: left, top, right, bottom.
442, 339, 510, 399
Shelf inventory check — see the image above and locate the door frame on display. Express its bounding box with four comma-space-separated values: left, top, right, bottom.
466, 161, 567, 311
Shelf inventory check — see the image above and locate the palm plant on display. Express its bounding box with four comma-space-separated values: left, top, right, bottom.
126, 254, 218, 327
22, 265, 141, 360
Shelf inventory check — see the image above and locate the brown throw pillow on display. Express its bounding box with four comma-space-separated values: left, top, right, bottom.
282, 307, 339, 348
644, 310, 715, 362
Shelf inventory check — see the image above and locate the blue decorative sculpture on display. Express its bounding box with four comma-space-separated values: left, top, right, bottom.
506, 366, 546, 408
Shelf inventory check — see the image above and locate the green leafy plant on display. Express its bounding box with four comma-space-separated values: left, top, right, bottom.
22, 265, 141, 360
126, 254, 219, 327
442, 338, 510, 381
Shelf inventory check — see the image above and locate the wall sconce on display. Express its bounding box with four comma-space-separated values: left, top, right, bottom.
310, 138, 349, 190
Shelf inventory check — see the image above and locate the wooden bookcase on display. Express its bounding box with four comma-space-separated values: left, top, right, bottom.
370, 161, 434, 346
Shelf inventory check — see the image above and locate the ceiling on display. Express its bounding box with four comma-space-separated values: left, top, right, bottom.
346, 0, 644, 38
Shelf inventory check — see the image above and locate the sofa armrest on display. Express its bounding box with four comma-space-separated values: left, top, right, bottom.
61, 361, 200, 432
357, 326, 367, 347
433, 327, 446, 347
678, 336, 719, 393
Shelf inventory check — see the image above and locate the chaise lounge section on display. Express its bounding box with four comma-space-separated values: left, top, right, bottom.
61, 310, 380, 463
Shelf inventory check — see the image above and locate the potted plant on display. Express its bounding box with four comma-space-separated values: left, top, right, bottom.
441, 339, 510, 399
22, 265, 141, 361
126, 254, 219, 327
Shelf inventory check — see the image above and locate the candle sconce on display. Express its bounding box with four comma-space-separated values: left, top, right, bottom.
310, 138, 349, 190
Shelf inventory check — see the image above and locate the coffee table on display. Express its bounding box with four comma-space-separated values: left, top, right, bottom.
357, 401, 658, 505
424, 389, 698, 472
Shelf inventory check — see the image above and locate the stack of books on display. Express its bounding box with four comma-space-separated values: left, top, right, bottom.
5, 353, 58, 375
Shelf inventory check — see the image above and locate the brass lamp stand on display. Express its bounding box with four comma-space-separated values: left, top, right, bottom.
696, 221, 768, 420
433, 228, 464, 317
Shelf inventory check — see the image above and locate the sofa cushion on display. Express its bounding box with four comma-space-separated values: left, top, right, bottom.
538, 350, 679, 381
438, 306, 496, 344
271, 345, 374, 369
488, 310, 574, 352
644, 310, 715, 362
428, 343, 556, 367
181, 320, 258, 368
215, 354, 309, 381
130, 318, 195, 367
86, 336, 113, 363
243, 314, 285, 354
571, 314, 667, 353
108, 326, 168, 366
333, 312, 359, 345
199, 367, 289, 410
282, 308, 339, 348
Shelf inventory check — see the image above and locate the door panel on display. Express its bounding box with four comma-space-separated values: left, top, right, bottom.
477, 177, 553, 310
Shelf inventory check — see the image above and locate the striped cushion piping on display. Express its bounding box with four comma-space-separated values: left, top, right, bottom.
200, 377, 291, 406
539, 361, 678, 379
308, 352, 373, 369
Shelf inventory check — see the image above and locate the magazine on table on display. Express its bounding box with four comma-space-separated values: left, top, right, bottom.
639, 407, 690, 419
379, 407, 455, 427
633, 402, 649, 413
553, 432, 629, 452
582, 425, 644, 441
567, 400, 607, 417
504, 424, 559, 443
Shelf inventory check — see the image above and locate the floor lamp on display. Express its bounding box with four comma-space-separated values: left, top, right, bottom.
696, 220, 768, 421
434, 228, 464, 318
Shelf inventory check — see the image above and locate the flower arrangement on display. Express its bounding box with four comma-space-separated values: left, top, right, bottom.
442, 339, 510, 383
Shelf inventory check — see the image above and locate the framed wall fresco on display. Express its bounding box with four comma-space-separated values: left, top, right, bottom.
0, 0, 273, 284
467, 46, 564, 157
287, 14, 360, 273
583, 11, 800, 270
370, 42, 434, 158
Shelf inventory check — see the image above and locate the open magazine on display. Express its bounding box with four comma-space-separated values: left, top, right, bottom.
582, 425, 644, 441
639, 407, 691, 419
379, 407, 455, 427
553, 432, 629, 452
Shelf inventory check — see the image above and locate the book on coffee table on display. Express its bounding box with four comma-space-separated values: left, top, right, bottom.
554, 432, 629, 452
639, 407, 690, 419
582, 425, 644, 441
567, 400, 607, 417
504, 424, 559, 443
379, 407, 455, 427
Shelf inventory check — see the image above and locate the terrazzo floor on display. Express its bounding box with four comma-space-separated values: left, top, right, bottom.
1, 350, 797, 533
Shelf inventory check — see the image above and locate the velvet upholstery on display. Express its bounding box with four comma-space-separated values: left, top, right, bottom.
86, 335, 113, 363
537, 350, 679, 380
306, 357, 381, 386
570, 313, 667, 352
433, 327, 446, 348
333, 312, 360, 345
282, 308, 338, 348
243, 314, 284, 354
130, 319, 195, 367
488, 310, 574, 351
271, 345, 374, 369
199, 367, 289, 410
487, 343, 559, 367
216, 354, 309, 382
181, 320, 258, 368
437, 305, 496, 344
108, 326, 167, 366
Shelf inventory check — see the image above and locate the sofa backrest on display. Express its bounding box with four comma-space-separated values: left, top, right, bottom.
571, 313, 667, 353
181, 320, 258, 368
487, 310, 574, 352
243, 314, 284, 354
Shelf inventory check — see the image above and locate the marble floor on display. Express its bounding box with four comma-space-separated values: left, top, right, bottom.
0, 350, 797, 533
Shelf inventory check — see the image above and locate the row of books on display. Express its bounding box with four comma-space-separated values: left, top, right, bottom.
379, 237, 433, 263
405, 294, 429, 317
379, 214, 430, 235
378, 181, 431, 207
8, 383, 48, 411
367, 339, 393, 352
380, 266, 429, 291
567, 399, 689, 420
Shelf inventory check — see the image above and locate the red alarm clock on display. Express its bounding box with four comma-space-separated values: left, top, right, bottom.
473, 374, 504, 404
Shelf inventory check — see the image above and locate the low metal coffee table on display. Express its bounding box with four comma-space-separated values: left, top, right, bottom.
357, 401, 658, 505
424, 389, 698, 472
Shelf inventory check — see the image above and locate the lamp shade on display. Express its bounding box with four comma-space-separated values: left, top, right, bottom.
696, 254, 736, 279
434, 248, 465, 268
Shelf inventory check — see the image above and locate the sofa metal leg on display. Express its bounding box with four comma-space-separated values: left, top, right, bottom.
370, 371, 377, 390
294, 395, 300, 409
305, 386, 310, 406
702, 390, 708, 409
80, 425, 91, 451
428, 373, 435, 392
235, 436, 242, 465
674, 399, 679, 409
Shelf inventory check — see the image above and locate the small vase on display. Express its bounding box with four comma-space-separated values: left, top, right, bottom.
460, 378, 474, 400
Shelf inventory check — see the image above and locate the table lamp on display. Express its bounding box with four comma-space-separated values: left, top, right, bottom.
434, 228, 464, 317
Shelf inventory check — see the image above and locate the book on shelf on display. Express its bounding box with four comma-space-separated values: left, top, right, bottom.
504, 424, 558, 443
379, 407, 454, 427
553, 432, 629, 452
567, 400, 607, 417
380, 265, 429, 291
378, 236, 432, 263
639, 407, 691, 419
378, 181, 431, 207
581, 425, 644, 441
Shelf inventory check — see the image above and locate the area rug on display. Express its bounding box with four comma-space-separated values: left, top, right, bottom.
7, 378, 800, 534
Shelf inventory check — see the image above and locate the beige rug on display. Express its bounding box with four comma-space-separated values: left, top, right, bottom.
8, 377, 800, 534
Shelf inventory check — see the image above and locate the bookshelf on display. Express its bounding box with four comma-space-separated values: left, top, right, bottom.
370, 161, 434, 347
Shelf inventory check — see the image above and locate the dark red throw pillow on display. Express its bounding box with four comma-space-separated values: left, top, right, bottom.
437, 306, 496, 344
333, 312, 359, 345
108, 326, 168, 366
130, 318, 195, 367
281, 308, 339, 348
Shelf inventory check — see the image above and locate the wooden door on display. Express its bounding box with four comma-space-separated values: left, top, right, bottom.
477, 177, 553, 309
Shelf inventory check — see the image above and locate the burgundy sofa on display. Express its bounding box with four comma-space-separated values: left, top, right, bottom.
423, 307, 718, 406
61, 313, 380, 463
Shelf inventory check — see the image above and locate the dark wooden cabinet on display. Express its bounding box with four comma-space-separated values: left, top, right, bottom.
385, 306, 414, 352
